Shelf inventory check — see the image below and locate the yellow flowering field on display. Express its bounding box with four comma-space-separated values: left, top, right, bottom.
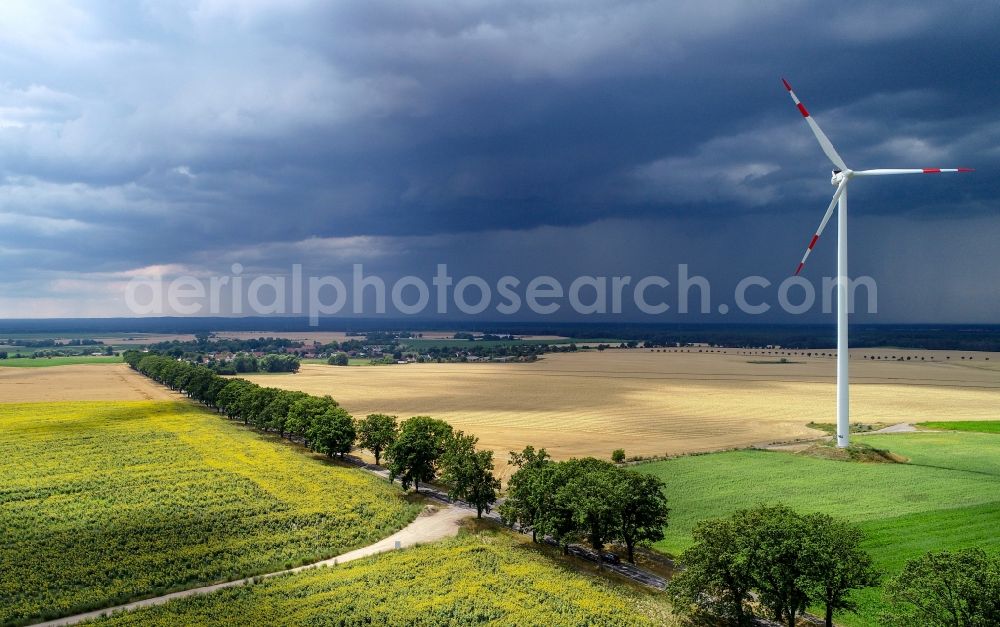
92, 530, 677, 626
0, 401, 420, 625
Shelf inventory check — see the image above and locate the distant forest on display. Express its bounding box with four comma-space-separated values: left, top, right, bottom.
2, 318, 1000, 352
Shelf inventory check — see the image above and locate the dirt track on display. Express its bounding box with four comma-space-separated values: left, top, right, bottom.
32, 505, 472, 627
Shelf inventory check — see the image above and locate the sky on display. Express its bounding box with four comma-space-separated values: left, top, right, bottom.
1, 0, 998, 323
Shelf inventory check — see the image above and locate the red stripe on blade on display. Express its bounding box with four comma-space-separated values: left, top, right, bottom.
923, 168, 941, 174
795, 262, 804, 275
796, 103, 809, 117
808, 234, 819, 250
782, 78, 792, 91
958, 168, 974, 172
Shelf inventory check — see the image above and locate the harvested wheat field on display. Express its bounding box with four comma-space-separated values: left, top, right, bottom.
243, 349, 1000, 476
0, 364, 177, 403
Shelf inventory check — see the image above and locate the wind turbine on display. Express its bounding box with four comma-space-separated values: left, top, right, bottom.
782, 77, 972, 448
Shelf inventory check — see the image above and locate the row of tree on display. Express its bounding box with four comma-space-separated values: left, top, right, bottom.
127, 352, 352, 454
123, 352, 500, 516
499, 447, 669, 564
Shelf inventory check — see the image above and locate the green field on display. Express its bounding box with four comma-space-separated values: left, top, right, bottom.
0, 401, 419, 625
92, 530, 675, 626
636, 432, 1000, 625
918, 420, 1000, 434
0, 355, 122, 367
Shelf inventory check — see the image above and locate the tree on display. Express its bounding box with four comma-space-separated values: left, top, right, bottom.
262, 390, 307, 437
216, 379, 256, 419
161, 361, 192, 390
287, 395, 339, 449
441, 431, 500, 518
801, 513, 880, 627
508, 445, 551, 471
612, 470, 669, 563
611, 448, 626, 463
173, 364, 197, 392
745, 504, 812, 627
185, 368, 217, 403
260, 353, 301, 373
882, 548, 1000, 627
202, 376, 230, 409
357, 413, 397, 466
531, 461, 578, 554
668, 514, 758, 626
230, 382, 263, 424
232, 352, 259, 373
245, 387, 281, 429
328, 352, 350, 366
557, 458, 619, 556
386, 416, 453, 492
308, 407, 356, 457
500, 446, 551, 541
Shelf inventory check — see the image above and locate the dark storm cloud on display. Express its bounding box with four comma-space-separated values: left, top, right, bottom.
0, 0, 998, 319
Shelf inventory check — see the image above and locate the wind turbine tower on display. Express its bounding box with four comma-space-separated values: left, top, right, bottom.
782, 78, 972, 448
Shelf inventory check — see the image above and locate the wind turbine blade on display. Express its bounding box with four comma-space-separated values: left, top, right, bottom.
794, 179, 848, 275
854, 168, 974, 176
782, 78, 849, 172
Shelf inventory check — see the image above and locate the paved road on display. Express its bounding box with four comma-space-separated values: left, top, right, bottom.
32, 506, 473, 627
870, 422, 918, 433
